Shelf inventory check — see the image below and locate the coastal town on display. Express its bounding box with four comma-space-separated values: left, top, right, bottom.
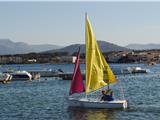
106, 49, 160, 64
0, 49, 159, 64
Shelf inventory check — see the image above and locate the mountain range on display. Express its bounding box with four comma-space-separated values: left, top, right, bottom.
45, 40, 128, 54
0, 39, 159, 55
0, 39, 61, 55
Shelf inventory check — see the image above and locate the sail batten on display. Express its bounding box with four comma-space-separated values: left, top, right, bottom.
86, 15, 118, 93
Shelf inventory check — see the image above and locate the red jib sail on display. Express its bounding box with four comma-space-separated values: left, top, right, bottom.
69, 48, 85, 95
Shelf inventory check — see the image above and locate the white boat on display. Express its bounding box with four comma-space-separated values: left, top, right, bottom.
121, 67, 149, 74
130, 67, 149, 73
30, 72, 41, 80
11, 70, 32, 80
68, 14, 128, 109
0, 73, 12, 83
68, 97, 128, 109
28, 69, 63, 77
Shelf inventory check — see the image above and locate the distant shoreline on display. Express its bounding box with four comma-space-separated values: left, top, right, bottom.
0, 49, 159, 64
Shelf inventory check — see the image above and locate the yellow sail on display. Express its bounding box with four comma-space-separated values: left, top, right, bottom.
86, 15, 118, 93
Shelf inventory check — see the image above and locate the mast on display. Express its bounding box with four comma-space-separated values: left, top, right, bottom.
85, 12, 87, 98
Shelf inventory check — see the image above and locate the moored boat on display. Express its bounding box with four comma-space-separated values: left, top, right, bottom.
0, 73, 12, 83
30, 72, 41, 80
28, 69, 62, 77
11, 70, 32, 80
121, 67, 149, 74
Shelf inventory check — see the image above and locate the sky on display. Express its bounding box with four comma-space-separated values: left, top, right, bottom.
0, 1, 160, 46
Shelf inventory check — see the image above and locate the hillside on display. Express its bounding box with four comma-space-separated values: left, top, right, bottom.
45, 40, 128, 54
0, 39, 61, 55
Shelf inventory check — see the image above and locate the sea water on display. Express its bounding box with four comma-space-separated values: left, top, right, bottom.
0, 63, 160, 120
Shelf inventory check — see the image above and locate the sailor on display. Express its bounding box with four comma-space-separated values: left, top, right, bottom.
101, 89, 114, 101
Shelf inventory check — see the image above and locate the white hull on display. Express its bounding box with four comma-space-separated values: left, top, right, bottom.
11, 71, 32, 81
68, 97, 128, 109
0, 73, 12, 82
121, 67, 148, 74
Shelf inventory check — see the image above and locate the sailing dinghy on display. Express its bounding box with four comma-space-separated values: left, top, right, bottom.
68, 14, 128, 109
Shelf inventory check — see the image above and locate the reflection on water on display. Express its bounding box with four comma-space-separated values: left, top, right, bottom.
67, 107, 116, 120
